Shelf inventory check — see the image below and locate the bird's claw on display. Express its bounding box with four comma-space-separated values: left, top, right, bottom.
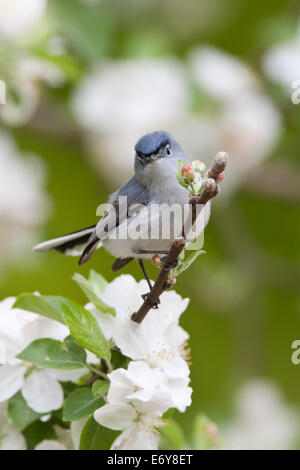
141, 292, 160, 309
161, 256, 179, 271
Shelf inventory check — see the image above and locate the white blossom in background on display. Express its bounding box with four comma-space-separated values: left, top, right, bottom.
0, 56, 65, 126
0, 297, 70, 413
0, 0, 64, 126
0, 402, 27, 450
263, 21, 300, 89
0, 131, 50, 276
224, 380, 299, 450
190, 46, 259, 102
188, 46, 281, 193
89, 275, 192, 450
0, 0, 47, 40
72, 50, 281, 193
217, 92, 281, 189
72, 58, 190, 185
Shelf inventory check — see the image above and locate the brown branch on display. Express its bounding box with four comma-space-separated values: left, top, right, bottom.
131, 238, 186, 323
131, 151, 229, 324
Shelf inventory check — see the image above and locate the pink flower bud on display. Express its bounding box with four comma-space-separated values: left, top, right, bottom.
181, 164, 194, 182
152, 254, 162, 268
217, 172, 224, 184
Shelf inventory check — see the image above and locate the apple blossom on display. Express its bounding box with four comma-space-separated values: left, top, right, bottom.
0, 297, 80, 413
86, 275, 190, 380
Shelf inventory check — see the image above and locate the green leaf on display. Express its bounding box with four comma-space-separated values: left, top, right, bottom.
63, 387, 105, 422
31, 47, 83, 82
88, 270, 108, 294
51, 409, 70, 429
79, 416, 120, 450
23, 421, 57, 450
13, 294, 66, 325
174, 248, 205, 277
8, 392, 42, 429
73, 272, 115, 316
60, 299, 111, 361
62, 381, 78, 398
111, 348, 129, 370
17, 336, 87, 369
51, 0, 113, 62
92, 380, 109, 397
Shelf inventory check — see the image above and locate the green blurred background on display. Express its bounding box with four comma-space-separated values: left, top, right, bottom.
1, 0, 300, 449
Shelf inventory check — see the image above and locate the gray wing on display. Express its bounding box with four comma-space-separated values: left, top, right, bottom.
109, 176, 150, 206
79, 177, 150, 265
97, 176, 150, 238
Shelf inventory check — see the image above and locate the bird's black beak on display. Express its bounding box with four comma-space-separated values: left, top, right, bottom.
137, 153, 159, 166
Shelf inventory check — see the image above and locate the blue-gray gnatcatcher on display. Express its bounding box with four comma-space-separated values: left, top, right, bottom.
34, 131, 210, 296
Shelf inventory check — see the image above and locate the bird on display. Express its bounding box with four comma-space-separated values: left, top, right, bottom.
34, 131, 210, 303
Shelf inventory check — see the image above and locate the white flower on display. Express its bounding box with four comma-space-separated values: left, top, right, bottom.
0, 402, 26, 450
35, 440, 66, 450
91, 275, 192, 450
0, 0, 47, 40
72, 59, 189, 134
188, 46, 281, 193
107, 361, 191, 414
0, 297, 73, 413
224, 380, 299, 450
263, 21, 300, 88
98, 404, 162, 450
0, 56, 64, 126
0, 132, 50, 276
87, 275, 190, 381
94, 402, 163, 450
96, 363, 184, 450
217, 92, 281, 190
190, 46, 259, 102
71, 58, 189, 184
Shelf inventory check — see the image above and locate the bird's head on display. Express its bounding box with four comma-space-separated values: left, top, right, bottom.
134, 131, 184, 167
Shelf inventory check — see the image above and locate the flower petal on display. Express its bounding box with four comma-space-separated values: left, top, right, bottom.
0, 430, 27, 450
111, 422, 159, 450
22, 370, 63, 413
94, 403, 136, 430
0, 364, 26, 402
35, 440, 66, 450
107, 369, 133, 404
48, 368, 88, 382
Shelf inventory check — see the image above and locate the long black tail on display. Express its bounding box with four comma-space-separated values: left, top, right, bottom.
34, 225, 134, 270
34, 225, 96, 256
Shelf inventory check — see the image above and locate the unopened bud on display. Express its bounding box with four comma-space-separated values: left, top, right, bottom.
217, 172, 224, 184
152, 254, 162, 268
192, 160, 206, 174
166, 273, 176, 288
174, 237, 185, 247
181, 164, 194, 182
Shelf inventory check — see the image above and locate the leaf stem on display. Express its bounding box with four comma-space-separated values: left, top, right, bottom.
87, 364, 108, 380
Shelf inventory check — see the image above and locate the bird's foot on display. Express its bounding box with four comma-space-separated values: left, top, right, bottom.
160, 256, 179, 271
141, 292, 160, 309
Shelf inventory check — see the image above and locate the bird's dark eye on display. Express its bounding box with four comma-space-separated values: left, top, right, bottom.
166, 145, 171, 156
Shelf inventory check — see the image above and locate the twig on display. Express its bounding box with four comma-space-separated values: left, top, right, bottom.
131, 237, 186, 323
131, 152, 229, 323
